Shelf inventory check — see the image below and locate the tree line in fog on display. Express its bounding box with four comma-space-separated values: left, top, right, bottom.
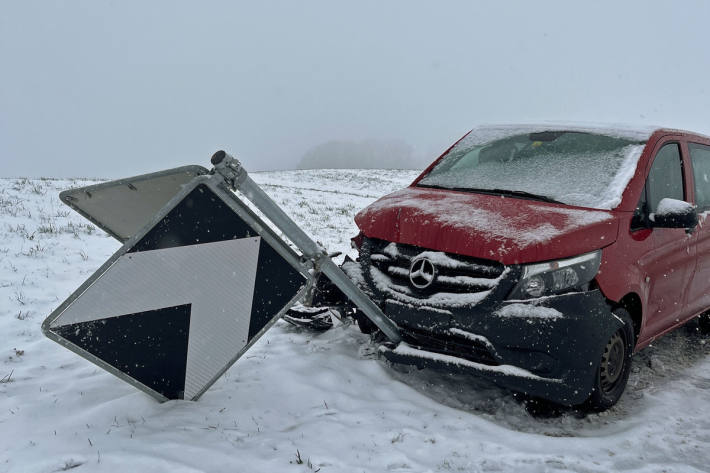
298, 139, 427, 169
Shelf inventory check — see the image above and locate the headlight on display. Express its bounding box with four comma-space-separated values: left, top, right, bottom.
507, 250, 601, 300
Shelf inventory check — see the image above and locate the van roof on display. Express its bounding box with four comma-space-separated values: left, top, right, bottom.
456, 124, 710, 150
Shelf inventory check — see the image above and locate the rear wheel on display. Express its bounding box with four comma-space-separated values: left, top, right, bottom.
586, 307, 635, 411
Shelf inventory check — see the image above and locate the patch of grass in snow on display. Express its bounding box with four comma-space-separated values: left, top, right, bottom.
11, 177, 30, 191
37, 221, 59, 234
6, 223, 33, 240
21, 242, 47, 257
62, 221, 97, 238
291, 449, 320, 471
0, 198, 29, 217
13, 289, 27, 305
57, 459, 84, 471
0, 369, 14, 384
30, 182, 46, 195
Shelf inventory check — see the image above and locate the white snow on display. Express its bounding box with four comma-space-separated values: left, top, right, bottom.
341, 259, 368, 287
366, 189, 612, 249
435, 274, 499, 289
289, 302, 330, 314
386, 343, 559, 382
415, 250, 497, 273
368, 264, 498, 309
419, 139, 645, 210
655, 197, 695, 217
2, 172, 710, 473
377, 244, 502, 286
495, 303, 564, 320
447, 328, 498, 354
382, 243, 497, 273
596, 144, 645, 209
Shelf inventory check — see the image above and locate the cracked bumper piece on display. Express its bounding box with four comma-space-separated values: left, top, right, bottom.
379, 289, 622, 406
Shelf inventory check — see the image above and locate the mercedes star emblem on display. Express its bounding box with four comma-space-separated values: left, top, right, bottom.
409, 257, 436, 289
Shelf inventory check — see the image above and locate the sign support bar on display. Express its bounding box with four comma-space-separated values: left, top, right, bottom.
210, 150, 402, 344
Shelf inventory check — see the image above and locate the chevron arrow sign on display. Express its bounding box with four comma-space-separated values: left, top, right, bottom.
43, 177, 308, 401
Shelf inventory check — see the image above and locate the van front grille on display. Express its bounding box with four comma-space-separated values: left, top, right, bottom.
362, 238, 507, 308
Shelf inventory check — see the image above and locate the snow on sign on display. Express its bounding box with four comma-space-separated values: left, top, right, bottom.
42, 169, 309, 401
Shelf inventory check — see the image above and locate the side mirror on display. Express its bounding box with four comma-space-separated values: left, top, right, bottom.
650, 198, 698, 231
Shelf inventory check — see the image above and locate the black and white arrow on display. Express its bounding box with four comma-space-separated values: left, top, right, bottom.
49, 237, 265, 400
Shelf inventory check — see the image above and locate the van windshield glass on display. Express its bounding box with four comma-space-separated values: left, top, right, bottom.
417, 131, 645, 210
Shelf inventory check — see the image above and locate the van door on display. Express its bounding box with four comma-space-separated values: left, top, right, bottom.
685, 142, 710, 317
636, 140, 696, 337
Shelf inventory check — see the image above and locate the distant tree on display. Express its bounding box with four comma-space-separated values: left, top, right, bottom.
298, 139, 419, 169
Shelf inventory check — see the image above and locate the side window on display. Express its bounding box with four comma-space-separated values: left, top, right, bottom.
689, 143, 710, 211
646, 143, 684, 213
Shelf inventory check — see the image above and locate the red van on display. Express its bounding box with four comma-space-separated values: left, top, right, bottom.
333, 125, 710, 410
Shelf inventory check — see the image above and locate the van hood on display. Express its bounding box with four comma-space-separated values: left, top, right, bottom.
354, 187, 619, 265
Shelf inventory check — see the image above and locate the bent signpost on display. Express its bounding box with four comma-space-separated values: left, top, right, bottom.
43, 152, 400, 401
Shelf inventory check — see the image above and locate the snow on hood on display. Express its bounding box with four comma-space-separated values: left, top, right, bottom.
355, 187, 618, 265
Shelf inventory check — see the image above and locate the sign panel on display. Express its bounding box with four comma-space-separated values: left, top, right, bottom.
60, 166, 208, 242
43, 176, 308, 401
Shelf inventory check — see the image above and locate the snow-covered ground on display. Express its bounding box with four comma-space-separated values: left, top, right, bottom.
1, 171, 710, 473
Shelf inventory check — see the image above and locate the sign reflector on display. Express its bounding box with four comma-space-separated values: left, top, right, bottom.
43, 176, 308, 401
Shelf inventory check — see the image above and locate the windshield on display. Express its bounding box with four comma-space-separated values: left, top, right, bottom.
417, 130, 646, 210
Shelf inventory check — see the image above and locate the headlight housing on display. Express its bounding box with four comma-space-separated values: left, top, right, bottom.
507, 250, 601, 300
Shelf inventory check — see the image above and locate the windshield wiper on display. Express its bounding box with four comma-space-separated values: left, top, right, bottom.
418, 184, 562, 204
417, 184, 562, 204
417, 183, 465, 191
487, 188, 563, 204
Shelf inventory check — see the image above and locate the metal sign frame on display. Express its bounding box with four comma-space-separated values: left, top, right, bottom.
210, 151, 402, 343
43, 172, 311, 401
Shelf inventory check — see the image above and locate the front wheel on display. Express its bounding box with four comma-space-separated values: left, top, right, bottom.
586, 307, 635, 411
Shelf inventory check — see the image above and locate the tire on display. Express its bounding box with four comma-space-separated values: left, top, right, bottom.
699, 311, 710, 334
586, 307, 635, 411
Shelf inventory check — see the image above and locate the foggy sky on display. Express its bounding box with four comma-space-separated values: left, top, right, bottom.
2, 0, 709, 178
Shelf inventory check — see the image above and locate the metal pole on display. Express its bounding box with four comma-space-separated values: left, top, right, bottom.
210, 151, 401, 344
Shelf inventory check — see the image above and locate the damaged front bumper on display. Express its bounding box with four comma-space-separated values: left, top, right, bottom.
378, 289, 622, 406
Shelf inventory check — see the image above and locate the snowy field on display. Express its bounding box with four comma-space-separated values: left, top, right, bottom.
2, 170, 710, 473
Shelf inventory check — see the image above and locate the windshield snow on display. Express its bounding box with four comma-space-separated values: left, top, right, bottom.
418, 129, 646, 210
